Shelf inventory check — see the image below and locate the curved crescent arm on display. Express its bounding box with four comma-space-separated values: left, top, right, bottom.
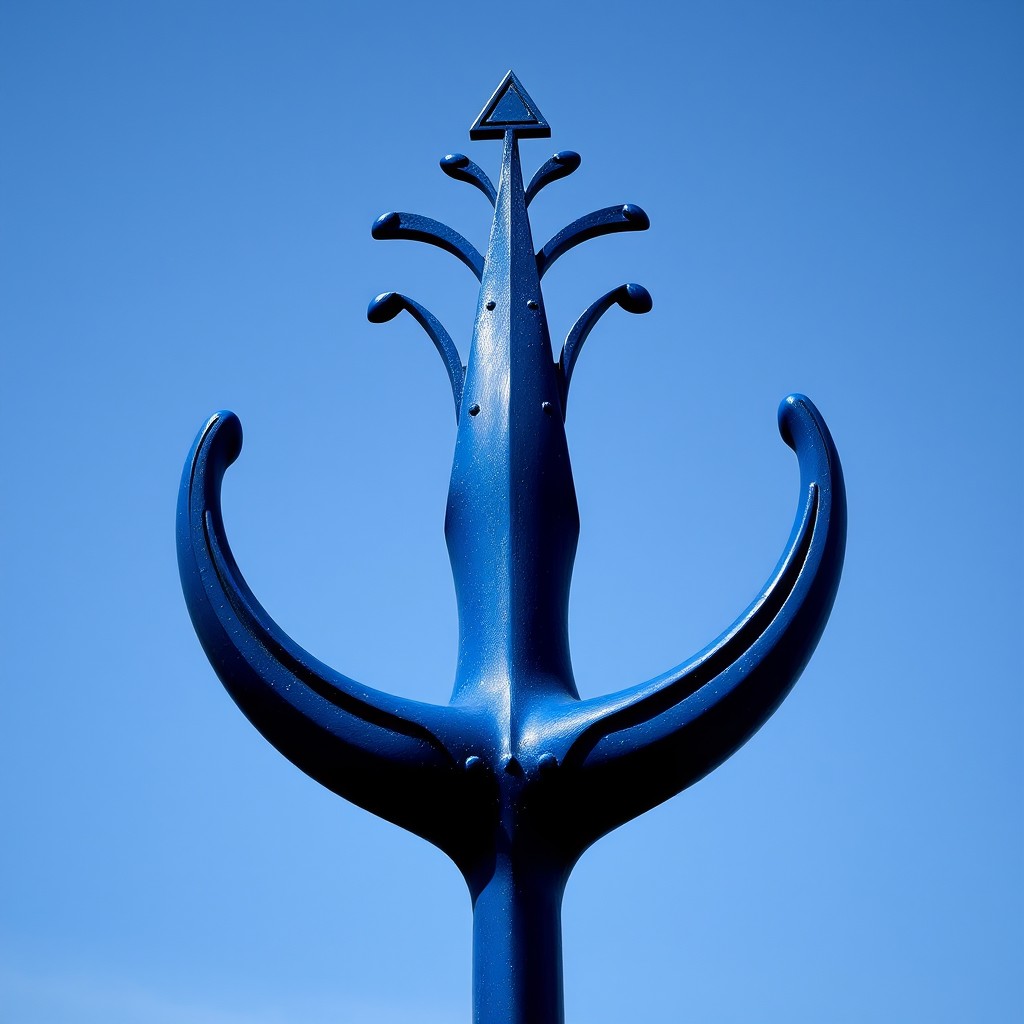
371, 212, 484, 280
177, 412, 476, 853
555, 394, 846, 850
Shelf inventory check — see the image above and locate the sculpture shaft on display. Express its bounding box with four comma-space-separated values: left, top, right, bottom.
472, 854, 567, 1024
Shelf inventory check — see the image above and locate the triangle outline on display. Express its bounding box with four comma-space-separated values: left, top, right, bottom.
470, 71, 551, 140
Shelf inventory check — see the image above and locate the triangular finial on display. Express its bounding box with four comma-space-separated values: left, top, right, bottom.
470, 70, 551, 140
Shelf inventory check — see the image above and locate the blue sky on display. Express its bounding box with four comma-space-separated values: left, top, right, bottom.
2, 2, 1021, 1021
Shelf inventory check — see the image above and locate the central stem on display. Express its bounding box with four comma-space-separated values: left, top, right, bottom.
445, 129, 581, 708
471, 852, 568, 1024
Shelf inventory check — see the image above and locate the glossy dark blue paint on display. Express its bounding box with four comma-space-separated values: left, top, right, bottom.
177, 71, 847, 1024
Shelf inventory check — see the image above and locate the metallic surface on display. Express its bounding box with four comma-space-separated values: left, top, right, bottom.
178, 70, 847, 1024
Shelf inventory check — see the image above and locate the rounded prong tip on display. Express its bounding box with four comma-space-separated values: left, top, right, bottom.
367, 291, 404, 323
371, 211, 400, 238
441, 153, 470, 169
619, 283, 653, 314
622, 204, 650, 228
553, 150, 581, 171
538, 752, 558, 775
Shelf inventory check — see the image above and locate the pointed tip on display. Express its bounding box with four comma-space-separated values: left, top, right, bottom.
470, 70, 551, 141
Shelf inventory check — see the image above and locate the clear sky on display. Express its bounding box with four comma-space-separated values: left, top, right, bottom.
2, 2, 1021, 1021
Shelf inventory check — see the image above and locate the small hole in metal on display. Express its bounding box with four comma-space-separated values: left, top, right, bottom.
485, 300, 496, 311
527, 299, 539, 310
469, 403, 480, 416
541, 401, 553, 416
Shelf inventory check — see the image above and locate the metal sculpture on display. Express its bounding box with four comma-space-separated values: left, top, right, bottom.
177, 71, 846, 1024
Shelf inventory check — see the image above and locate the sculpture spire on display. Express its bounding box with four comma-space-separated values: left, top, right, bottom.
177, 74, 846, 1024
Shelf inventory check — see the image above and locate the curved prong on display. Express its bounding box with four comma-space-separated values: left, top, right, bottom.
559, 283, 652, 409
553, 395, 846, 850
368, 291, 465, 419
536, 204, 649, 279
372, 212, 484, 280
440, 153, 496, 206
177, 413, 477, 853
525, 151, 581, 207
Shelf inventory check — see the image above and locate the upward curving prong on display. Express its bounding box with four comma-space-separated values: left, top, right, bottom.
525, 151, 581, 207
440, 154, 496, 206
536, 204, 650, 279
368, 291, 465, 419
559, 283, 652, 409
175, 412, 478, 856
548, 394, 847, 850
372, 212, 484, 280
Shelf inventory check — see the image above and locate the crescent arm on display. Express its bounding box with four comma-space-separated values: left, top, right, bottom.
557, 395, 846, 850
177, 412, 473, 853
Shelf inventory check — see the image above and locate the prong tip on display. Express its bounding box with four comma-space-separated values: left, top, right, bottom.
620, 283, 653, 314
622, 204, 650, 227
371, 211, 400, 237
367, 291, 403, 323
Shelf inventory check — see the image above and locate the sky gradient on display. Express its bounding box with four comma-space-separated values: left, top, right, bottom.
2, 2, 1021, 1021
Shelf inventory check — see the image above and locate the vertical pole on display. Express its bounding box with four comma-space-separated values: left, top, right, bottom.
471, 853, 568, 1024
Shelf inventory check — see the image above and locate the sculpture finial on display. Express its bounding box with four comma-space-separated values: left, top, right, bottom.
470, 70, 551, 140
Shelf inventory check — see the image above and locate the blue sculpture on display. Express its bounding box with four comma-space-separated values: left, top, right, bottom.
177, 71, 846, 1024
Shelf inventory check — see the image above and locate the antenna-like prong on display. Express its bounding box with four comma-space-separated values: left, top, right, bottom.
372, 212, 484, 281
559, 283, 652, 409
525, 151, 581, 207
440, 154, 496, 206
536, 204, 649, 278
368, 291, 465, 419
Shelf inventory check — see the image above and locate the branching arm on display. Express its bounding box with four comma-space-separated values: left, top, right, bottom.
440, 153, 496, 205
558, 283, 652, 409
372, 212, 484, 280
525, 151, 581, 207
536, 204, 649, 278
368, 291, 465, 419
